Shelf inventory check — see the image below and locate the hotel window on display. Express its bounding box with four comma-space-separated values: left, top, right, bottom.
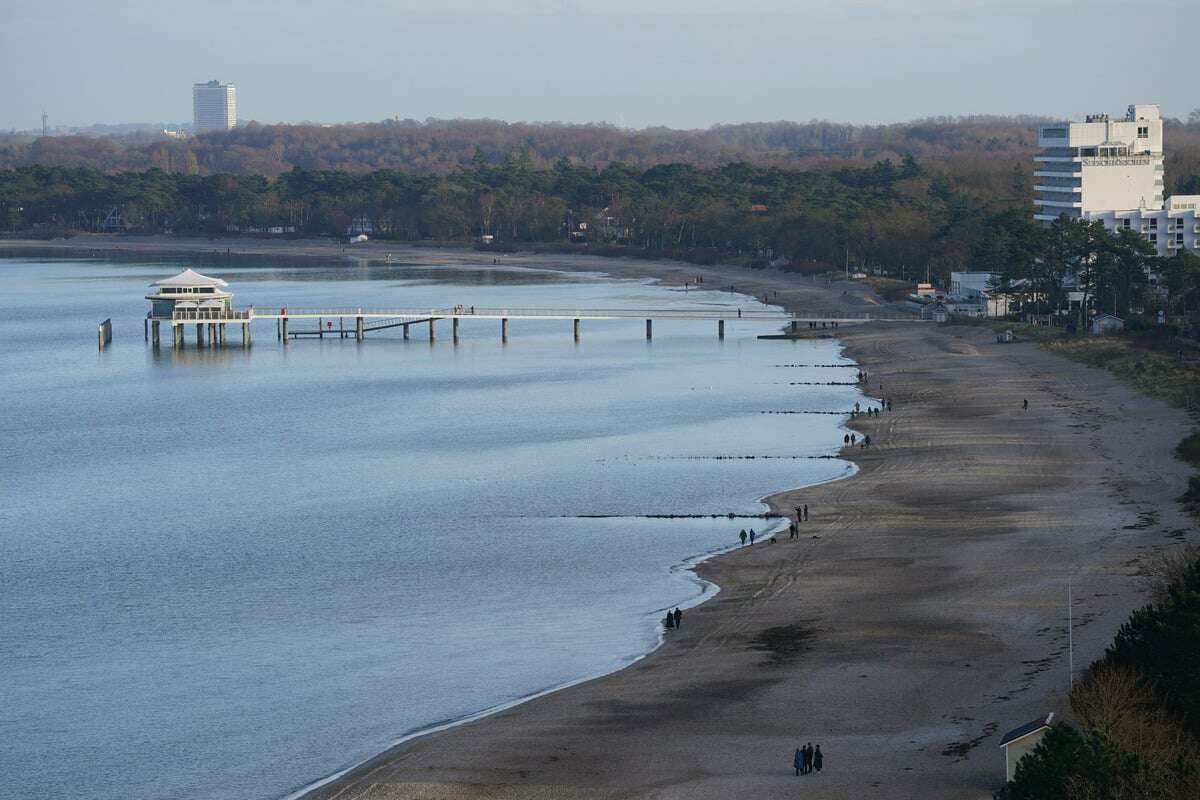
1150, 218, 1158, 229
1149, 234, 1157, 243
1138, 126, 1149, 138
1122, 219, 1131, 229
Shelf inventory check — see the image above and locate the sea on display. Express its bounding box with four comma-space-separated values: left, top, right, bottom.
0, 253, 863, 800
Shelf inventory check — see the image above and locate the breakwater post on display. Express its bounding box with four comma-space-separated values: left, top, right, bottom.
718, 319, 725, 340
356, 316, 364, 342
501, 318, 509, 342
646, 319, 653, 340
98, 319, 112, 350
573, 318, 581, 341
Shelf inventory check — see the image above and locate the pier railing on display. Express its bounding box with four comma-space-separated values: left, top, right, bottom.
171, 309, 252, 321
234, 306, 915, 320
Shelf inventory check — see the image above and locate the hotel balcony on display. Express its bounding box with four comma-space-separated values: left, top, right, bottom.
1033, 185, 1082, 194
1034, 170, 1082, 179
1034, 198, 1083, 209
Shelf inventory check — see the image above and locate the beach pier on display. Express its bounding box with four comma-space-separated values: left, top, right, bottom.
142, 269, 925, 350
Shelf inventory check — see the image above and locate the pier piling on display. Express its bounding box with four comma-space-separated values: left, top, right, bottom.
646, 319, 653, 340
281, 317, 289, 342
452, 317, 460, 343
573, 318, 581, 341
718, 319, 725, 339
429, 319, 437, 341
98, 318, 113, 350
151, 320, 160, 347
501, 318, 509, 342
356, 316, 364, 342
403, 324, 410, 340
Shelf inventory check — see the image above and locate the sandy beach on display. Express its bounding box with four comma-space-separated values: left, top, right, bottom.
6, 236, 1196, 799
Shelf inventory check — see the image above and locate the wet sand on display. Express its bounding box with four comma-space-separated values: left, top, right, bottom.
6, 236, 1195, 798
298, 320, 1193, 800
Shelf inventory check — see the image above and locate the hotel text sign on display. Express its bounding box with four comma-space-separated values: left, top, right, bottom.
1080, 157, 1152, 167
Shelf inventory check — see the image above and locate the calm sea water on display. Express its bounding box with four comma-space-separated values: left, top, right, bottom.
0, 253, 862, 800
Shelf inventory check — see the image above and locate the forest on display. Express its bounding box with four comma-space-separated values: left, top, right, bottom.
2, 116, 1200, 302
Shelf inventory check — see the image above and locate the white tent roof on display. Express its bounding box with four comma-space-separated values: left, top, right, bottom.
150, 268, 229, 288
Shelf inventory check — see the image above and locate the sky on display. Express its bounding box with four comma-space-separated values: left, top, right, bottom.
2, 0, 1197, 131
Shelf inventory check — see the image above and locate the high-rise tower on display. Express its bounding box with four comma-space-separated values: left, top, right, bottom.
1034, 104, 1164, 223
192, 81, 237, 133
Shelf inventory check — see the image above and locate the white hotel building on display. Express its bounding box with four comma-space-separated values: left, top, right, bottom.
1035, 103, 1200, 257
193, 80, 237, 133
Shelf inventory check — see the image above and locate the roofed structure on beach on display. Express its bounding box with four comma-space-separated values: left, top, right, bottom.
1000, 713, 1054, 783
149, 268, 229, 288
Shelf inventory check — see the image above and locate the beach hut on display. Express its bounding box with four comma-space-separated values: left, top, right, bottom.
1090, 313, 1125, 336
999, 712, 1054, 783
921, 301, 949, 323
145, 269, 232, 319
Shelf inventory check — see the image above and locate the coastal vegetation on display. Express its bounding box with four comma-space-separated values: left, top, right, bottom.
1000, 547, 1200, 799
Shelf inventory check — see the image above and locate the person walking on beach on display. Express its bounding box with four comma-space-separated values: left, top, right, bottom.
864, 434, 871, 448
789, 521, 797, 540
1023, 398, 1028, 410
673, 607, 682, 628
806, 743, 815, 774
794, 747, 804, 776
739, 529, 747, 546
737, 308, 742, 318
850, 434, 856, 445
844, 434, 850, 445
813, 745, 823, 773
803, 504, 808, 521
886, 398, 892, 411
664, 611, 674, 629
749, 528, 756, 545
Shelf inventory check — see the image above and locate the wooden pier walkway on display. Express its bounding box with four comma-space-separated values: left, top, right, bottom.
147, 305, 924, 347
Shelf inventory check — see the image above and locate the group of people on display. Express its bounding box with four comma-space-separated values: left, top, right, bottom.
803, 320, 839, 329
663, 607, 683, 629
739, 528, 757, 546
793, 743, 823, 775
787, 504, 810, 539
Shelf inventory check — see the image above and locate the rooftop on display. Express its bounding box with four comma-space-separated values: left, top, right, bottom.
999, 713, 1054, 747
150, 268, 229, 289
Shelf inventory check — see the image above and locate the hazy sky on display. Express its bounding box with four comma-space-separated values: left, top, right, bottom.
3, 0, 1197, 131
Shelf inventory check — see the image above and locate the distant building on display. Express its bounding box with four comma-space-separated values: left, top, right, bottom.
1091, 313, 1126, 335
1035, 104, 1164, 222
193, 80, 237, 133
1086, 194, 1200, 258
1000, 713, 1054, 783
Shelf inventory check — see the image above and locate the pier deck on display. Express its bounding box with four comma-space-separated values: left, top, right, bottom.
146, 306, 923, 347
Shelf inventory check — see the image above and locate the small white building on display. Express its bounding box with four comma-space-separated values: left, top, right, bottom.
1000, 713, 1054, 783
145, 268, 232, 319
1090, 313, 1125, 335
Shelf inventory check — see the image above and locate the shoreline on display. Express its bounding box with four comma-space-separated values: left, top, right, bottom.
298, 329, 1195, 799
8, 238, 1194, 798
